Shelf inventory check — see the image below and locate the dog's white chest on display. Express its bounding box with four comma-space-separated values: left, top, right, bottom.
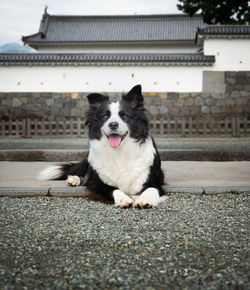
88, 137, 155, 195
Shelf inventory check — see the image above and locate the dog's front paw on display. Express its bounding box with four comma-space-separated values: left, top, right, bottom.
113, 190, 133, 208
133, 188, 160, 208
66, 175, 81, 187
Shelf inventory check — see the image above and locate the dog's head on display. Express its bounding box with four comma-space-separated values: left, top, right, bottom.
85, 85, 149, 148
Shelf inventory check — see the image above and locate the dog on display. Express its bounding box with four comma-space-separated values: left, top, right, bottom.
38, 85, 167, 208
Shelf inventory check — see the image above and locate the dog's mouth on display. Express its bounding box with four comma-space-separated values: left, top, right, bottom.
106, 132, 128, 148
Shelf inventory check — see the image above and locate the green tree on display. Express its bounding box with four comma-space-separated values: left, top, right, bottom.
177, 0, 250, 24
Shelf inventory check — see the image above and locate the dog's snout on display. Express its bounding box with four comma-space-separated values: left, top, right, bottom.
109, 122, 119, 130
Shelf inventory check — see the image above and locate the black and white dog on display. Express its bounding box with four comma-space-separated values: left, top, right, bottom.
39, 85, 167, 208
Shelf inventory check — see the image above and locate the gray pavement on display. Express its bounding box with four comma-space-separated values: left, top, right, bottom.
0, 161, 250, 196
1, 149, 250, 162
0, 193, 249, 289
1, 137, 250, 150
1, 138, 250, 162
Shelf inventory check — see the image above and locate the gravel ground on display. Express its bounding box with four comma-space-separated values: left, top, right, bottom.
0, 193, 249, 289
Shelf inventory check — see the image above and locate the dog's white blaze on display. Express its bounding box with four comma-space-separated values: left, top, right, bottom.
102, 101, 128, 137
88, 136, 155, 196
37, 165, 62, 180
109, 101, 119, 115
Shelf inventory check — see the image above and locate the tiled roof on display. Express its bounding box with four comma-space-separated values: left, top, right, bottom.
197, 25, 250, 35
22, 13, 207, 46
0, 53, 215, 66
196, 25, 250, 43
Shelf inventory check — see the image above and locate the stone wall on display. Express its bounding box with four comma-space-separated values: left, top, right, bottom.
0, 71, 249, 120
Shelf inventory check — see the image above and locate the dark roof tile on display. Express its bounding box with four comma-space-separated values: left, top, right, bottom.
22, 14, 207, 45
0, 53, 215, 66
196, 25, 250, 43
198, 25, 250, 35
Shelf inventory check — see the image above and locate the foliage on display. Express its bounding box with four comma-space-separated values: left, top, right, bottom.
177, 0, 250, 24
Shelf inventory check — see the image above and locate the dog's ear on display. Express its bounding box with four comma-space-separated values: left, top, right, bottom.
122, 85, 143, 108
87, 93, 109, 109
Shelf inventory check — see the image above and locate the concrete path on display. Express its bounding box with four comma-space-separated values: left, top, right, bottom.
0, 161, 250, 196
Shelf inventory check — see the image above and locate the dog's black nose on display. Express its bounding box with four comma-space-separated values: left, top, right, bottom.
109, 122, 119, 130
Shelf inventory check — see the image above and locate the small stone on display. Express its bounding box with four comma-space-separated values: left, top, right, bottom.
244, 85, 250, 92
159, 106, 169, 114
174, 98, 184, 107
205, 98, 216, 106
184, 98, 194, 106
201, 106, 210, 114
240, 91, 250, 97
12, 98, 22, 108
167, 93, 179, 99
194, 97, 205, 106
226, 78, 236, 86
230, 91, 240, 98
225, 99, 235, 106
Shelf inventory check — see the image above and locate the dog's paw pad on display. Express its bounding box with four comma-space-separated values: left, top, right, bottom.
123, 201, 133, 208
133, 197, 153, 208
133, 201, 152, 208
66, 175, 81, 187
117, 197, 133, 208
133, 188, 160, 209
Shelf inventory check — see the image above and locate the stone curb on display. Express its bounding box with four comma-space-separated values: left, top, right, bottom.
49, 187, 88, 197
0, 150, 88, 162
0, 187, 88, 197
1, 149, 250, 161
1, 186, 249, 197
165, 187, 250, 194
0, 188, 49, 197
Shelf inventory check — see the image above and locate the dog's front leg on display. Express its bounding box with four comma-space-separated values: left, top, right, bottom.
113, 190, 133, 208
133, 187, 163, 208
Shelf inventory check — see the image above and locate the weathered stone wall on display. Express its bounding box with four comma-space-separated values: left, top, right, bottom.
0, 71, 249, 120
0, 92, 90, 120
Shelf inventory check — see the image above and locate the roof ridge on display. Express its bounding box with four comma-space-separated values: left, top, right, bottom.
0, 52, 208, 56
200, 25, 250, 28
47, 13, 202, 19
198, 25, 250, 34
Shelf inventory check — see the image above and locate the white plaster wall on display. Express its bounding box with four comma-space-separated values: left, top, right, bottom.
0, 65, 204, 92
204, 39, 250, 71
36, 44, 199, 53
1, 39, 249, 93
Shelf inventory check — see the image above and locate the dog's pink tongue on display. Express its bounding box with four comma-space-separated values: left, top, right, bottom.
108, 134, 121, 148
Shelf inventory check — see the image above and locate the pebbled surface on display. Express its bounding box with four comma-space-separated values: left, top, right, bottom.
0, 193, 249, 289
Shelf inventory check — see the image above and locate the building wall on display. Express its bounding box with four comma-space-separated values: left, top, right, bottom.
0, 38, 250, 120
204, 39, 250, 71
0, 37, 249, 93
1, 71, 249, 120
1, 38, 250, 93
0, 65, 205, 93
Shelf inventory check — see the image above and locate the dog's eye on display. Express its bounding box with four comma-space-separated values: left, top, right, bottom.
119, 111, 128, 119
103, 111, 110, 120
